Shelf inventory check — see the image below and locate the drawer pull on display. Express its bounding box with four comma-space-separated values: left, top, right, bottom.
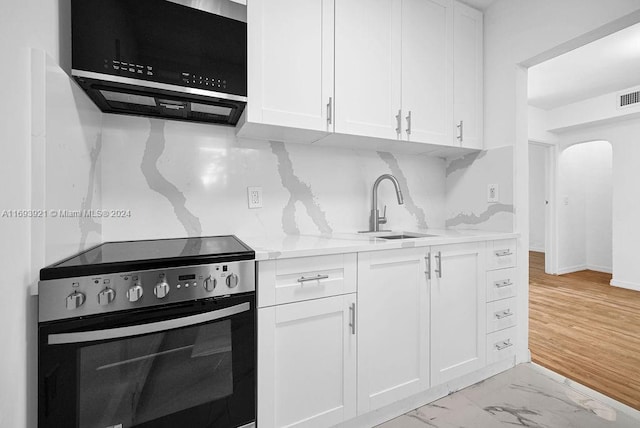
297, 274, 329, 284
495, 280, 513, 288
495, 249, 513, 257
495, 339, 513, 351
495, 309, 513, 319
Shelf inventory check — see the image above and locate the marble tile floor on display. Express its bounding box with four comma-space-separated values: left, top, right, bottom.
377, 363, 640, 428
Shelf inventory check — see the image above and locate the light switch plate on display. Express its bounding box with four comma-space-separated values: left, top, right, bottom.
247, 186, 263, 209
487, 184, 499, 203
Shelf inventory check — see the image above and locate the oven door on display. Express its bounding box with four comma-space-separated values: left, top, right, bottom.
38, 294, 255, 428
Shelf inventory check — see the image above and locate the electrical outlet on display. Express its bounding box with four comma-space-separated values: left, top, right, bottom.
487, 184, 499, 203
247, 186, 263, 209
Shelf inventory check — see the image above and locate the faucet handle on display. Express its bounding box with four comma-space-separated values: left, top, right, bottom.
379, 205, 387, 225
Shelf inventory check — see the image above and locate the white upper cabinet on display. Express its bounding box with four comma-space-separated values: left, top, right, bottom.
241, 0, 334, 141
430, 242, 486, 386
357, 248, 429, 414
401, 0, 453, 145
242, 0, 483, 150
334, 0, 460, 146
334, 0, 402, 140
453, 1, 483, 149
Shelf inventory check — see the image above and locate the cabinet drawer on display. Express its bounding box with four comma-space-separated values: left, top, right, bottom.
487, 326, 517, 365
486, 268, 517, 302
258, 253, 357, 307
486, 297, 517, 333
487, 239, 517, 270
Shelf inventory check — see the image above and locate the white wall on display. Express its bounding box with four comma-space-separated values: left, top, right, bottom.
557, 141, 612, 274
554, 122, 639, 290
528, 106, 558, 144
528, 144, 546, 252
547, 86, 640, 132
485, 0, 640, 149
484, 0, 640, 364
584, 143, 614, 273
557, 145, 587, 271
0, 2, 64, 427
0, 1, 102, 426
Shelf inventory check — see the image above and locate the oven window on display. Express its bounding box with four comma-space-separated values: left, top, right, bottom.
78, 320, 232, 428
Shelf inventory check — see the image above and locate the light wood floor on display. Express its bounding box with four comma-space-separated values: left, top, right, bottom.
529, 251, 640, 410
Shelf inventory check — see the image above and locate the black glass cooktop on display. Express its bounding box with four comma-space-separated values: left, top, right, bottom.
40, 235, 254, 280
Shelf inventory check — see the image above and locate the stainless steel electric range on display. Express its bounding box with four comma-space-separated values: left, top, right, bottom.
38, 235, 256, 428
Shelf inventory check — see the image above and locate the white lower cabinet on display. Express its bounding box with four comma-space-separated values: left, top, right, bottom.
430, 242, 486, 386
257, 238, 518, 427
357, 248, 429, 414
258, 294, 357, 428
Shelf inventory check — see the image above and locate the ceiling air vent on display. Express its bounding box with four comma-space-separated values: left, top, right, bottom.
618, 89, 640, 109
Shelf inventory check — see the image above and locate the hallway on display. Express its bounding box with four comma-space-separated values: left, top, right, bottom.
529, 251, 640, 410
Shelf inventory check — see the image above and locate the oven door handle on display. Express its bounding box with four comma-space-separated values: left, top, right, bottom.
48, 302, 250, 345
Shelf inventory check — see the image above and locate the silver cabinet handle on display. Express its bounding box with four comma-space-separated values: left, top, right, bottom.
425, 253, 431, 280
435, 251, 442, 278
456, 120, 464, 143
406, 110, 412, 136
494, 280, 513, 288
495, 339, 513, 351
495, 249, 513, 257
48, 302, 250, 345
395, 109, 402, 137
297, 274, 329, 283
349, 303, 356, 335
327, 97, 332, 125
495, 309, 514, 319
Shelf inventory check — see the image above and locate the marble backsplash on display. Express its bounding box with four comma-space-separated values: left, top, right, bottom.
100, 116, 449, 241
38, 57, 515, 255
445, 146, 515, 233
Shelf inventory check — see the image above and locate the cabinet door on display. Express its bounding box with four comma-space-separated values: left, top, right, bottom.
247, 0, 334, 131
401, 0, 453, 145
357, 248, 429, 414
430, 242, 486, 385
258, 294, 356, 428
453, 1, 483, 149
334, 0, 402, 140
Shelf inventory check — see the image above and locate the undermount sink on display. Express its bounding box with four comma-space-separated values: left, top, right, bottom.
378, 232, 437, 240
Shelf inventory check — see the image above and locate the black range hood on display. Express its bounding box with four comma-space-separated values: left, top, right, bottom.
71, 0, 247, 126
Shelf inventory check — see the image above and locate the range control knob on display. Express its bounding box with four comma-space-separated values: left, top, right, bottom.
204, 276, 217, 292
226, 273, 239, 289
154, 281, 170, 299
98, 288, 116, 306
66, 291, 86, 310
127, 283, 144, 302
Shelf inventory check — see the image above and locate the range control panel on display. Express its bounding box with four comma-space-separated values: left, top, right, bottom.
38, 261, 255, 322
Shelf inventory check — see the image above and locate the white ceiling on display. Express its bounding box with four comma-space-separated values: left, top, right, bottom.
458, 0, 496, 11
528, 23, 640, 110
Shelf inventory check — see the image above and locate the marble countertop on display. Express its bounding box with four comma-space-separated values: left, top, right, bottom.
240, 229, 519, 261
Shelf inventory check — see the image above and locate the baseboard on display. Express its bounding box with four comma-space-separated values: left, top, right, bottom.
586, 264, 612, 274
610, 279, 640, 292
530, 363, 640, 422
556, 264, 587, 275
529, 246, 545, 252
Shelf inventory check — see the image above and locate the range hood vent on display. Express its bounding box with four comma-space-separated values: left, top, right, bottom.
73, 73, 245, 125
